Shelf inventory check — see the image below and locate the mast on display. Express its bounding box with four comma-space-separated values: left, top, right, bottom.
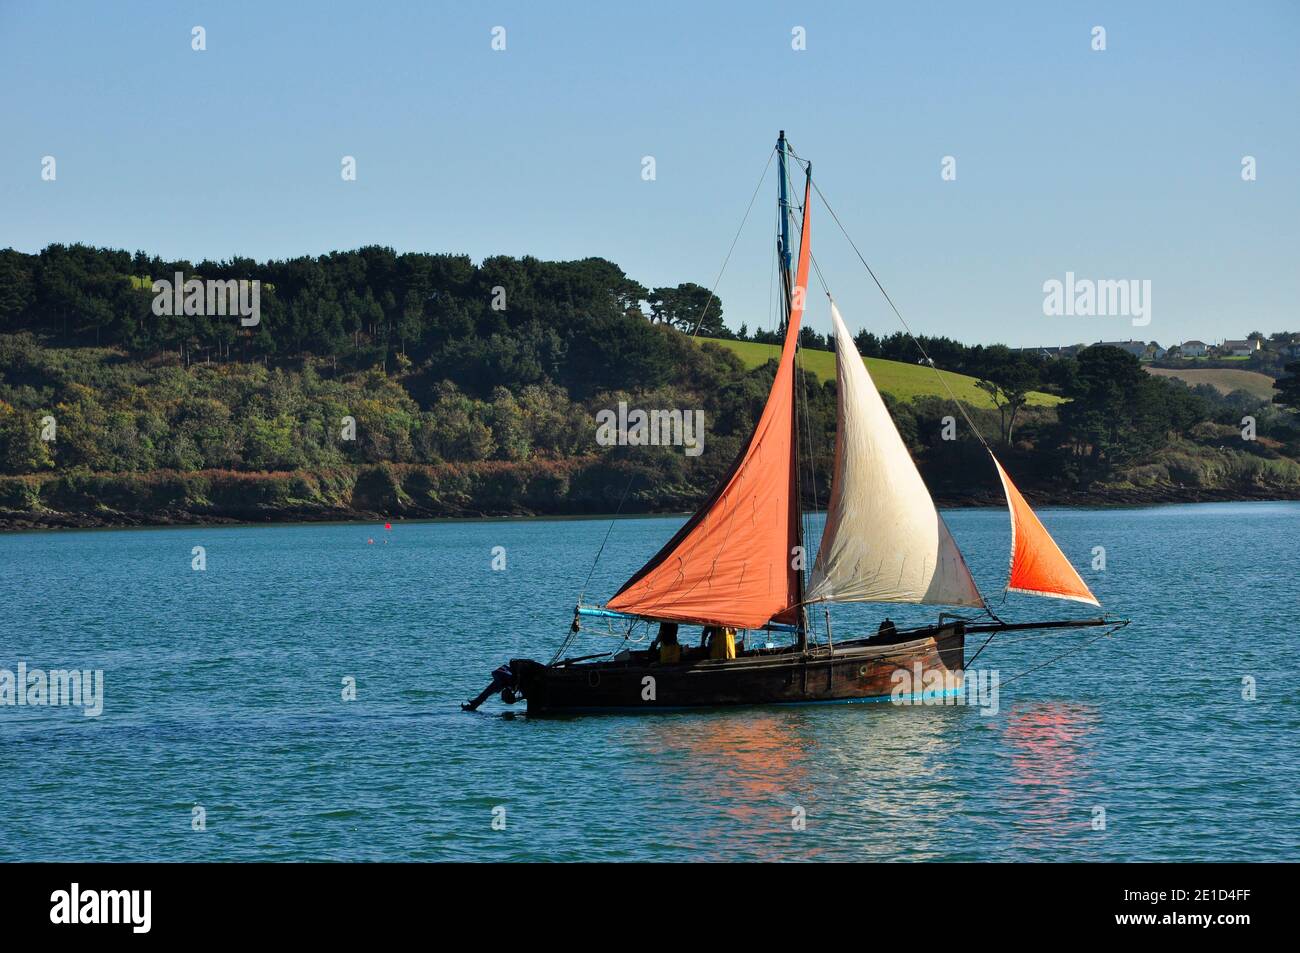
777, 131, 794, 333
780, 135, 810, 651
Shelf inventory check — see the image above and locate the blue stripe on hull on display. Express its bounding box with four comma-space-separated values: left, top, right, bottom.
526, 685, 965, 715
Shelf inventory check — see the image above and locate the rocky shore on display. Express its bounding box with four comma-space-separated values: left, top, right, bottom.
3, 478, 1296, 532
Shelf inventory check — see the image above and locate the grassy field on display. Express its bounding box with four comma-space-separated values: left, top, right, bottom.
701, 338, 1064, 408
1144, 366, 1277, 400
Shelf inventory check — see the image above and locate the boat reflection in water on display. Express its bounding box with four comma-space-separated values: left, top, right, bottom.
624, 705, 972, 861
999, 701, 1102, 857
618, 712, 816, 862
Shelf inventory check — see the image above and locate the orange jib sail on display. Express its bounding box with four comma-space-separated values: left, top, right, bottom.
990, 453, 1100, 607
605, 178, 813, 629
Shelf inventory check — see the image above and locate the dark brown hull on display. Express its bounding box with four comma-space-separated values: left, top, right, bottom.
509, 624, 966, 714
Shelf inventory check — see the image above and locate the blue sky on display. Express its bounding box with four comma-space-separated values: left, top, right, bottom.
1, 0, 1296, 347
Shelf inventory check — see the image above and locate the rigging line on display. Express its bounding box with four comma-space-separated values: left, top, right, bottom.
956, 625, 1120, 650
785, 624, 1071, 670
690, 146, 778, 339
783, 139, 993, 452
964, 628, 1000, 670
997, 622, 1126, 687
817, 182, 990, 449
739, 207, 784, 369
766, 202, 779, 336
582, 470, 637, 603
786, 621, 1111, 668
570, 617, 1121, 668
797, 344, 821, 636
559, 470, 640, 663
590, 618, 651, 643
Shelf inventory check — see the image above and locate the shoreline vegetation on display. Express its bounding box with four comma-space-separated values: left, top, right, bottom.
2, 245, 1299, 532
3, 462, 1298, 532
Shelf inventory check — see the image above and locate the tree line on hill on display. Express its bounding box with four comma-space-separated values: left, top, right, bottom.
1, 243, 1298, 522
0, 245, 734, 393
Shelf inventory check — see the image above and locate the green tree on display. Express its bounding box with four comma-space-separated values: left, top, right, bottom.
853, 329, 881, 357
1056, 345, 1204, 477
1274, 361, 1300, 411
398, 289, 423, 355
489, 387, 530, 461
976, 359, 1039, 445
0, 251, 35, 327
648, 283, 722, 336
0, 405, 55, 472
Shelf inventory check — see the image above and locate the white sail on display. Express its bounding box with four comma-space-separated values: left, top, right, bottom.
806, 300, 984, 608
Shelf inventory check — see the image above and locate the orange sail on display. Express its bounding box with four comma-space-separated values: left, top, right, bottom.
990, 453, 1100, 607
605, 178, 813, 629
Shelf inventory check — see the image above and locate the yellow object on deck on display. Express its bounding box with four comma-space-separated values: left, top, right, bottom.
659, 643, 681, 664
709, 627, 737, 660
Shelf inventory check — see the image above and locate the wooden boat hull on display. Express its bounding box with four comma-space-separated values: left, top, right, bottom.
508, 624, 965, 714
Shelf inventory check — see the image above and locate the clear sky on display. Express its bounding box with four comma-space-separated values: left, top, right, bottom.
2, 0, 1296, 347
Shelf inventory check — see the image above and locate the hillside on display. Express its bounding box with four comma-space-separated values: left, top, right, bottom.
3, 244, 1298, 530
701, 338, 1064, 408
1144, 366, 1277, 400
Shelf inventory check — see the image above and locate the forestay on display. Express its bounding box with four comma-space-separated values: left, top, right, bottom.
806, 300, 984, 608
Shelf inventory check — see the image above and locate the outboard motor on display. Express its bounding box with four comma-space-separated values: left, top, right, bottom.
461, 663, 518, 711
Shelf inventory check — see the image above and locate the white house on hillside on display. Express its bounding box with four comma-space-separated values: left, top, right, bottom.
1219, 339, 1260, 357
1179, 340, 1208, 357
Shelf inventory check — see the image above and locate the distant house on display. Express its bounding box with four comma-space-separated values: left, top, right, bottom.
1011, 345, 1074, 359
1179, 340, 1208, 358
1096, 340, 1151, 359
1149, 343, 1168, 359
1008, 342, 1109, 360
1219, 339, 1260, 357
1165, 344, 1182, 358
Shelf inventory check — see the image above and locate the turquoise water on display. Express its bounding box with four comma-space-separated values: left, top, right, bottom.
1, 502, 1296, 862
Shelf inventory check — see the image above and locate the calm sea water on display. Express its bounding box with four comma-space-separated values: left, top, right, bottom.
1, 502, 1297, 862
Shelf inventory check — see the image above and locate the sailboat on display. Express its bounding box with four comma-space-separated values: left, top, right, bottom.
470, 132, 1124, 715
